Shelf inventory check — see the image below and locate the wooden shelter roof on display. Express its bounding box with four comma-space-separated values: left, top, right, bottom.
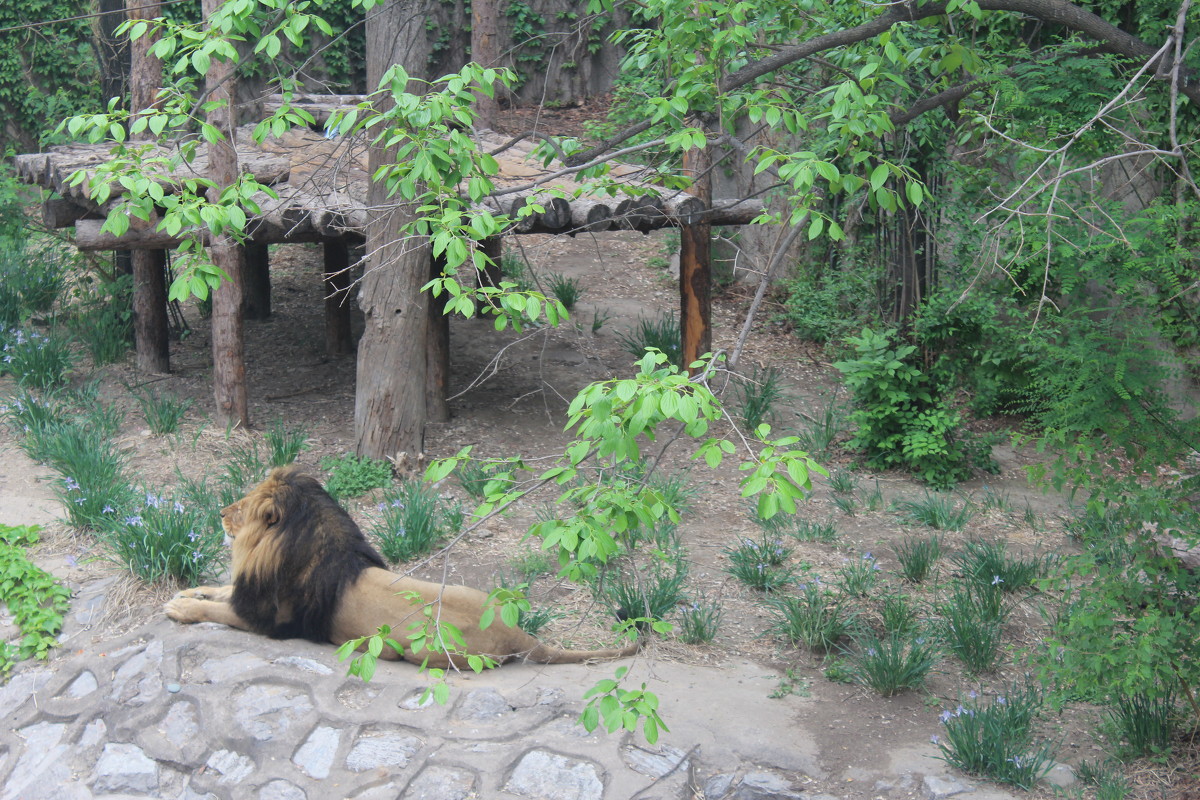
12, 113, 763, 251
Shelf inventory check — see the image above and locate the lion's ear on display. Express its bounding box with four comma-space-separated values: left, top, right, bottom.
263, 502, 280, 526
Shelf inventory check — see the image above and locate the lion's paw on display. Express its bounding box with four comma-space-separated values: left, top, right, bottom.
164, 597, 203, 624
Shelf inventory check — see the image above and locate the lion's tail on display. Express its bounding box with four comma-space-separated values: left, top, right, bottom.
523, 637, 640, 665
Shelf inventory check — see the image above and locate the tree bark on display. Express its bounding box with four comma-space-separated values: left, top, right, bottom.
243, 242, 271, 319
680, 144, 712, 373
471, 0, 500, 129
324, 239, 355, 355
128, 0, 170, 374
203, 0, 248, 428
355, 0, 438, 461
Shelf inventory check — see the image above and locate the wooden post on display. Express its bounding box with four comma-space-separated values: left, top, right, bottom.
203, 0, 248, 428
323, 239, 354, 355
680, 145, 712, 374
128, 0, 170, 374
243, 242, 271, 319
426, 256, 450, 423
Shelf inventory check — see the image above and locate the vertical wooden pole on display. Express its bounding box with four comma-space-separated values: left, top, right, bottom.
242, 242, 271, 319
323, 239, 354, 355
426, 256, 450, 424
128, 0, 170, 374
202, 0, 248, 428
680, 144, 712, 374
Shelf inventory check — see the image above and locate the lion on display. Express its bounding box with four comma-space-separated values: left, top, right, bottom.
164, 465, 639, 669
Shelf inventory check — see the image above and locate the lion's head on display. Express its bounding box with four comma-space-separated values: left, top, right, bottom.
225, 465, 386, 642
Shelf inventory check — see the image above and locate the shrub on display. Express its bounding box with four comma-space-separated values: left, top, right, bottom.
321, 453, 393, 501
101, 489, 225, 585
617, 313, 682, 367
370, 479, 463, 564
841, 631, 939, 696
779, 260, 885, 345
769, 579, 856, 651
934, 684, 1058, 789
834, 328, 997, 489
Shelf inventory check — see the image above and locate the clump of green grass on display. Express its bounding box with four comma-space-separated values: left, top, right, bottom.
756, 513, 839, 544
893, 533, 943, 583
617, 313, 682, 367
793, 396, 847, 458
1107, 690, 1178, 757
677, 593, 723, 644
100, 489, 225, 584
42, 422, 136, 530
828, 470, 858, 494
509, 548, 554, 582
898, 493, 975, 530
369, 479, 463, 564
879, 591, 922, 636
934, 683, 1058, 790
3, 328, 75, 389
2, 388, 69, 461
837, 552, 882, 597
768, 579, 857, 651
601, 563, 687, 629
725, 533, 795, 591
321, 453, 393, 501
939, 581, 1007, 673
264, 418, 310, 467
953, 539, 1047, 593
70, 304, 131, 366
517, 604, 565, 636
218, 438, 268, 506
841, 631, 940, 696
732, 366, 784, 432
455, 459, 515, 500
545, 272, 585, 310
130, 385, 192, 435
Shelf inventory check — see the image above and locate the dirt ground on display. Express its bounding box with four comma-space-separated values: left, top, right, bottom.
3, 214, 1135, 791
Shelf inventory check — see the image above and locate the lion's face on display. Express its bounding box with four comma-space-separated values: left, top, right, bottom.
223, 475, 285, 580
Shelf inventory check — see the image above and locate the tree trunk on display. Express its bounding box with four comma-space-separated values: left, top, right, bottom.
128, 0, 170, 374
243, 242, 271, 319
471, 0, 500, 129
324, 239, 355, 355
203, 0, 248, 428
355, 0, 438, 461
680, 143, 712, 373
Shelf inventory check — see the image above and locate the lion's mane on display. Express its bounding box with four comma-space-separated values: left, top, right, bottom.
230, 465, 386, 643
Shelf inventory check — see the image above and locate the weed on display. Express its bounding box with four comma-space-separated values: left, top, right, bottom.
1108, 691, 1177, 757
509, 548, 554, 581
677, 593, 723, 644
590, 307, 612, 334
794, 397, 848, 458
894, 534, 942, 583
829, 470, 858, 494
769, 667, 810, 699
769, 579, 857, 651
3, 328, 74, 389
321, 453, 393, 501
953, 539, 1047, 593
617, 313, 682, 367
264, 418, 310, 467
725, 534, 795, 591
601, 563, 687, 628
842, 631, 940, 696
545, 272, 584, 310
0, 524, 71, 675
898, 493, 975, 530
837, 552, 882, 597
130, 385, 192, 435
517, 605, 564, 636
370, 480, 463, 564
934, 683, 1058, 789
757, 514, 838, 544
940, 582, 1007, 673
101, 489, 225, 584
732, 366, 784, 432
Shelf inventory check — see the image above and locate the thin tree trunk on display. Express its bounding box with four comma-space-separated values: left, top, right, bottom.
128, 0, 169, 374
202, 0, 248, 428
680, 144, 712, 372
471, 0, 500, 129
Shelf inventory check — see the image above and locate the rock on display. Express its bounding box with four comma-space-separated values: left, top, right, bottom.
0, 668, 51, 718
3, 721, 69, 800
64, 670, 98, 698
405, 764, 479, 800
505, 749, 605, 800
1043, 762, 1076, 788
704, 773, 735, 799
109, 640, 164, 705
201, 652, 270, 681
79, 719, 107, 749
924, 775, 972, 798
232, 683, 315, 740
205, 750, 255, 784
93, 742, 159, 793
454, 688, 512, 721
292, 726, 341, 779
258, 778, 307, 800
337, 680, 381, 710
274, 656, 334, 675
345, 729, 422, 771
621, 744, 690, 778
733, 770, 805, 800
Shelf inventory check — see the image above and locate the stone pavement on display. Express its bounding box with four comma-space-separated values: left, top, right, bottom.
0, 586, 1037, 800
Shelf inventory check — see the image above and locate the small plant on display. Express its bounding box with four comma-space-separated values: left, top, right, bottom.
934, 684, 1058, 789
978, 486, 1013, 514
768, 667, 810, 699
219, 438, 268, 506
894, 533, 942, 583
769, 579, 857, 651
828, 470, 858, 494
833, 494, 859, 516
1075, 760, 1130, 800
517, 604, 564, 636
601, 563, 687, 628
898, 493, 975, 530
130, 385, 192, 435
2, 328, 75, 389
264, 418, 309, 467
646, 255, 670, 270
43, 424, 135, 530
758, 514, 838, 544
2, 388, 68, 460
617, 313, 682, 367
879, 592, 921, 636
70, 304, 131, 366
732, 366, 784, 432
0, 524, 70, 676
842, 631, 940, 696
1107, 690, 1177, 757
940, 582, 1007, 673
677, 593, 723, 644
591, 307, 612, 334
953, 539, 1046, 593
509, 548, 554, 581
837, 552, 882, 597
725, 534, 795, 591
321, 453, 393, 501
861, 480, 885, 512
455, 459, 514, 500
370, 479, 463, 564
101, 489, 226, 584
794, 397, 848, 458
545, 272, 584, 309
